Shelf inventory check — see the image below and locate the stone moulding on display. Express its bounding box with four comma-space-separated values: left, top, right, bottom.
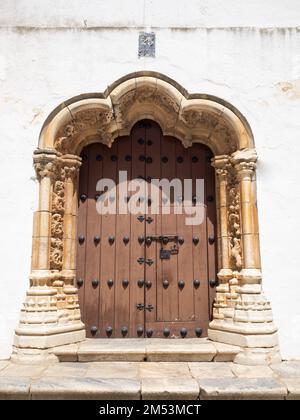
13, 72, 280, 365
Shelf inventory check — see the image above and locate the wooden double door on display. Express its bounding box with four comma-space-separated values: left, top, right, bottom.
76, 120, 217, 339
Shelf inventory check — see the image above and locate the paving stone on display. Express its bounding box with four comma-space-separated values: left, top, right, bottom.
0, 363, 48, 378
0, 377, 31, 400
188, 362, 235, 378
140, 362, 191, 378
142, 377, 199, 400
78, 339, 146, 361
85, 362, 140, 378
271, 361, 300, 378
43, 362, 88, 377
198, 377, 287, 400
30, 377, 141, 400
231, 364, 275, 378
279, 378, 300, 400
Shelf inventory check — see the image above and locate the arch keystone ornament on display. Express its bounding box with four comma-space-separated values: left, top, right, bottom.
13, 72, 281, 365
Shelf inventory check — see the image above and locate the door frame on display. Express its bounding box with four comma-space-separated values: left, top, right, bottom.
13, 72, 280, 365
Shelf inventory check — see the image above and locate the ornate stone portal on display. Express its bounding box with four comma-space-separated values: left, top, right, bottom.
13, 73, 281, 365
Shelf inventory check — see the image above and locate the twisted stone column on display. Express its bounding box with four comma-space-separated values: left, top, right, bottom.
13, 150, 85, 361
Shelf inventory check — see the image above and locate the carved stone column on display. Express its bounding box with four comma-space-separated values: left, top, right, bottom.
209, 149, 281, 365
61, 156, 83, 325
210, 155, 233, 322
12, 150, 85, 362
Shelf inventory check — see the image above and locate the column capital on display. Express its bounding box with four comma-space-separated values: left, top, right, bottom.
212, 155, 231, 179
60, 155, 82, 182
230, 148, 257, 179
33, 149, 59, 181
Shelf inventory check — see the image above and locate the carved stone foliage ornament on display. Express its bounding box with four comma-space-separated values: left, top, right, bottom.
55, 108, 114, 154
50, 169, 65, 270
180, 110, 236, 153
227, 167, 242, 271
114, 86, 180, 130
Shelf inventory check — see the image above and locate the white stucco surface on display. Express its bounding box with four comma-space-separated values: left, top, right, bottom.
0, 0, 300, 359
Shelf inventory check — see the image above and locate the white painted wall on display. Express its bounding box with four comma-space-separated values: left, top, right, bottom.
0, 0, 300, 359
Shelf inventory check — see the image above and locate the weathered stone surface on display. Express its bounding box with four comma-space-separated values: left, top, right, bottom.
52, 344, 79, 362
142, 377, 199, 400
213, 343, 240, 362
199, 377, 287, 400
85, 362, 140, 378
271, 361, 300, 378
0, 363, 48, 378
231, 363, 275, 378
0, 361, 9, 372
30, 377, 141, 400
78, 339, 146, 361
0, 377, 31, 400
140, 362, 191, 378
146, 339, 216, 362
189, 362, 234, 378
279, 378, 300, 400
43, 362, 88, 377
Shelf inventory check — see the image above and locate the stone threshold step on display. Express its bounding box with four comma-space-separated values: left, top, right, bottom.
53, 338, 240, 362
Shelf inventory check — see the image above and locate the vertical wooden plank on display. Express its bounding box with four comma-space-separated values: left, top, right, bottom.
159, 136, 179, 325
114, 136, 132, 337
191, 144, 209, 336
83, 144, 102, 338
76, 149, 89, 328
129, 123, 146, 337
144, 121, 162, 335
205, 149, 217, 322
99, 142, 117, 337
176, 143, 194, 325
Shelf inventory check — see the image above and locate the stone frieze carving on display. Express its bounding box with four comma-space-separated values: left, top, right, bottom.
227, 168, 242, 271
180, 110, 236, 153
50, 171, 65, 270
55, 108, 114, 154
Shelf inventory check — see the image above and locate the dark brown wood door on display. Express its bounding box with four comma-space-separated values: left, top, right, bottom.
76, 120, 217, 339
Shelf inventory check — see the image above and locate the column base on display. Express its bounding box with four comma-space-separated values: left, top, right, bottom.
208, 327, 281, 365
10, 346, 60, 365
233, 346, 282, 366
13, 323, 86, 350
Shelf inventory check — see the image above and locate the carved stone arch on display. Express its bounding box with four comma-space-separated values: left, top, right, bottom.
13, 72, 280, 365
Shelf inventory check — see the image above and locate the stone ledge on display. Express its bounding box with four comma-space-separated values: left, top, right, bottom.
141, 377, 199, 400
0, 377, 31, 400
198, 377, 287, 400
53, 338, 240, 362
30, 377, 141, 400
0, 360, 298, 400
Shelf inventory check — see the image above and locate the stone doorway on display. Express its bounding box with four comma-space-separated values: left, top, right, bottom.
13, 72, 280, 365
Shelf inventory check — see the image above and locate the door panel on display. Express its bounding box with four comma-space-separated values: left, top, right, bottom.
76, 119, 216, 338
